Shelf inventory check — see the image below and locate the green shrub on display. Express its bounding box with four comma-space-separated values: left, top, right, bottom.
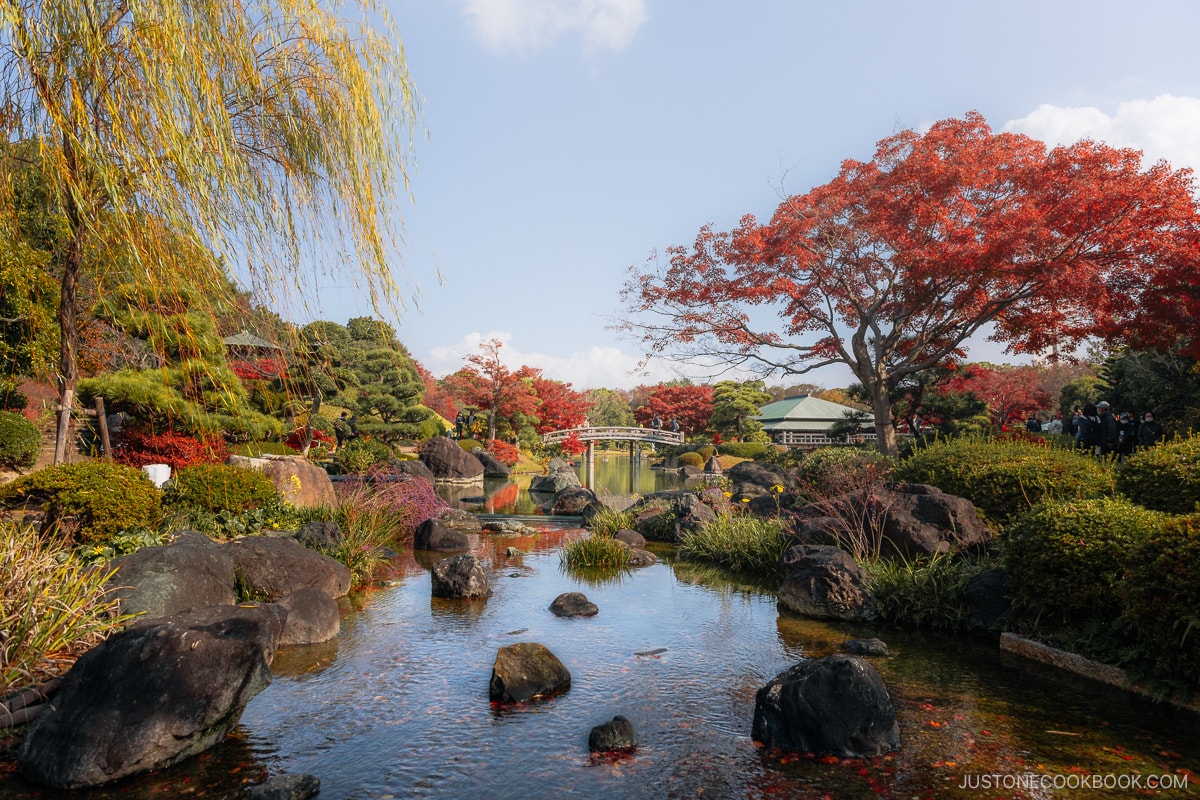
678, 451, 705, 469
717, 441, 772, 460
1005, 497, 1166, 655
1116, 435, 1200, 514
894, 436, 1110, 523
796, 447, 893, 500
0, 462, 162, 542
865, 551, 991, 632
587, 506, 634, 537
679, 515, 787, 576
333, 437, 392, 475
0, 410, 41, 470
164, 463, 278, 514
697, 445, 716, 461
1122, 514, 1200, 686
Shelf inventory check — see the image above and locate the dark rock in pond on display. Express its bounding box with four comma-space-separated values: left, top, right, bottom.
548, 486, 599, 516
439, 508, 479, 530
613, 528, 646, 549
414, 518, 470, 551
225, 535, 351, 600
471, 448, 511, 479
549, 591, 598, 618
726, 460, 796, 500
419, 436, 485, 482
677, 464, 703, 477
797, 482, 991, 557
277, 587, 340, 646
843, 638, 889, 657
626, 549, 658, 567
529, 457, 581, 494
295, 520, 343, 553
505, 547, 525, 558
588, 715, 638, 753
242, 773, 321, 800
16, 604, 285, 789
386, 458, 436, 483
489, 642, 571, 702
752, 654, 901, 757
965, 568, 1010, 632
627, 490, 717, 543
105, 532, 236, 620
482, 519, 536, 535
777, 545, 877, 622
430, 554, 492, 599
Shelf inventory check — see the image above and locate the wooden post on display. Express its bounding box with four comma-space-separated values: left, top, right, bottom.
586, 440, 595, 490
95, 397, 112, 460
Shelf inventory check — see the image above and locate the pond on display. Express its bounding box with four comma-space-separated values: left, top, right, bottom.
1, 526, 1196, 799
438, 453, 691, 515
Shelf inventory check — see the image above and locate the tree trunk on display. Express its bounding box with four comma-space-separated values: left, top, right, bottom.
867, 382, 899, 458
53, 234, 84, 465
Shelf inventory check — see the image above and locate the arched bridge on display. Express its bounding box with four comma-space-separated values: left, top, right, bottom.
541, 426, 683, 490
541, 426, 684, 447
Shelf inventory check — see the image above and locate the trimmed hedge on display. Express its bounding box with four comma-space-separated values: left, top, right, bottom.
0, 410, 40, 471
164, 463, 279, 514
1005, 497, 1166, 653
0, 462, 162, 542
1122, 514, 1200, 686
678, 451, 705, 469
717, 441, 773, 460
1115, 435, 1200, 514
894, 436, 1110, 523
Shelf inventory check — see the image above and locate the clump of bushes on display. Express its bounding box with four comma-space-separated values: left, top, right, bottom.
334, 472, 448, 536
587, 506, 634, 537
677, 451, 705, 469
717, 441, 773, 460
332, 437, 392, 475
0, 462, 162, 542
865, 552, 991, 632
679, 515, 787, 576
164, 463, 278, 514
894, 436, 1110, 523
1005, 497, 1166, 658
1, 521, 126, 694
1115, 435, 1200, 514
0, 410, 41, 471
795, 447, 893, 500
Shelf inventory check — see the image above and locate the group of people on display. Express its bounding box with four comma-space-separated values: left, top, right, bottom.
453, 409, 476, 439
1065, 402, 1162, 460
649, 413, 680, 433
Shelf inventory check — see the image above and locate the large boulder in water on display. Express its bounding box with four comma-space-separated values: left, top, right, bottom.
529, 458, 581, 494
489, 643, 571, 702
16, 603, 285, 789
777, 544, 877, 622
626, 490, 717, 543
104, 532, 236, 619
471, 447, 511, 479
224, 536, 351, 600
414, 518, 469, 551
430, 554, 492, 599
419, 436, 484, 482
752, 654, 900, 757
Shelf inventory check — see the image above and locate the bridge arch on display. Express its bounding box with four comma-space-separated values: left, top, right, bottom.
540, 426, 683, 489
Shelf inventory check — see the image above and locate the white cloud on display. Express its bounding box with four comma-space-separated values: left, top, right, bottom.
1004, 94, 1200, 175
459, 0, 647, 54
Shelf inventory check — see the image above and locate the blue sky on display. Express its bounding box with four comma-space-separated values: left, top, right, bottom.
303, 0, 1200, 390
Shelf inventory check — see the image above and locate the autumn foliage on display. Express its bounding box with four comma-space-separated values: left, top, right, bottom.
634, 383, 713, 435
622, 113, 1200, 455
942, 364, 1051, 430
113, 427, 229, 470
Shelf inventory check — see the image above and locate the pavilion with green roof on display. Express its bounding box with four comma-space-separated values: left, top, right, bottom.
753, 394, 875, 450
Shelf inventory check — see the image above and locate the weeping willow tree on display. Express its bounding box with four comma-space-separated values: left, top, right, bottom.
0, 0, 418, 462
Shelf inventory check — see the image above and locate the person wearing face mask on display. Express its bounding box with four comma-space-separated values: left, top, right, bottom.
1137, 411, 1163, 450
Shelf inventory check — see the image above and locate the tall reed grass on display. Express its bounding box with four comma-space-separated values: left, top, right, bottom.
1, 522, 127, 696
678, 515, 788, 576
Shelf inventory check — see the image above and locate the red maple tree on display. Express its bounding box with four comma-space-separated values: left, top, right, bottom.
941, 364, 1051, 431
621, 113, 1200, 455
439, 339, 539, 441
633, 383, 713, 436
531, 376, 592, 434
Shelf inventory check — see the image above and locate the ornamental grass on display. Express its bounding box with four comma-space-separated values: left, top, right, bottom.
678, 515, 788, 577
562, 533, 631, 570
1, 521, 127, 696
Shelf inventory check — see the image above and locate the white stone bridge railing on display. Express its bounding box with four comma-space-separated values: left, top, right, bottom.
540, 426, 684, 446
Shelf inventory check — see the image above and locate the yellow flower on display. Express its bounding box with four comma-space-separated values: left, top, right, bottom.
741, 497, 750, 503
771, 484, 784, 494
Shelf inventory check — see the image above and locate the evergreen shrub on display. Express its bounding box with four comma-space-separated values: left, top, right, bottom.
717, 441, 772, 460
1122, 514, 1200, 686
1004, 497, 1165, 651
0, 410, 40, 470
1115, 435, 1200, 514
678, 451, 705, 469
164, 463, 278, 514
0, 462, 162, 542
894, 436, 1109, 523
333, 437, 391, 474
796, 447, 893, 499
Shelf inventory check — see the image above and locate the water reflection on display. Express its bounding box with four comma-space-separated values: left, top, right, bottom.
1, 529, 1197, 800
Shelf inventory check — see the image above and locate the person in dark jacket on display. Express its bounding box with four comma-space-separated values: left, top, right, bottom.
1116, 411, 1136, 461
1137, 411, 1163, 449
1095, 401, 1120, 458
